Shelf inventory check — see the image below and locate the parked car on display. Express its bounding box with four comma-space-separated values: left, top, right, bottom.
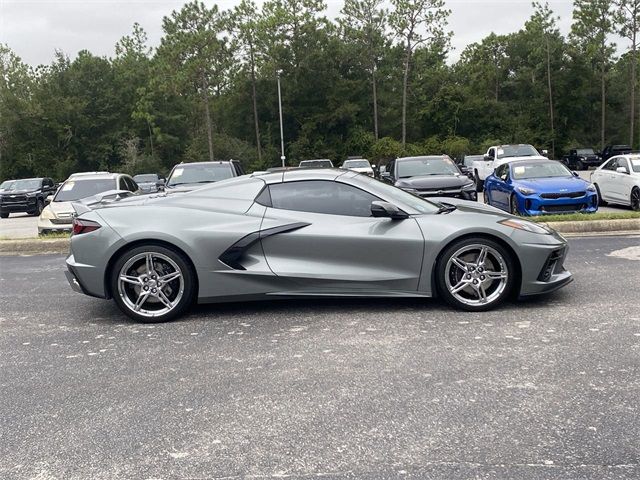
591, 154, 640, 211
561, 148, 602, 170
458, 155, 484, 179
601, 145, 632, 162
133, 173, 165, 193
299, 159, 334, 168
165, 161, 245, 191
484, 159, 598, 216
471, 144, 547, 192
0, 177, 57, 218
65, 169, 572, 322
38, 173, 140, 234
381, 155, 477, 201
341, 158, 374, 176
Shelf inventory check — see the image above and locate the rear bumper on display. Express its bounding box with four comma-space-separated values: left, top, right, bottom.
38, 217, 72, 235
66, 254, 108, 299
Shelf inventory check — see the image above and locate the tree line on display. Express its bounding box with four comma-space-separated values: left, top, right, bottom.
0, 0, 638, 181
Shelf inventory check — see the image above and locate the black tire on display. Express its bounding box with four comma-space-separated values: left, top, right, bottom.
576, 160, 584, 171
483, 190, 490, 205
435, 237, 516, 312
474, 172, 484, 192
33, 199, 44, 216
631, 187, 640, 212
594, 184, 607, 206
510, 194, 521, 215
0, 212, 8, 219
110, 244, 197, 323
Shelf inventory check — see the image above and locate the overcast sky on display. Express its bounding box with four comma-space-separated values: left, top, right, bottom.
0, 0, 629, 67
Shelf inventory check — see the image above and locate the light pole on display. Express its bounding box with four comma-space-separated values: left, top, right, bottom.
276, 69, 285, 167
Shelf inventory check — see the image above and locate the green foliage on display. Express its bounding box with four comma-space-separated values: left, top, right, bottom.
0, 0, 638, 182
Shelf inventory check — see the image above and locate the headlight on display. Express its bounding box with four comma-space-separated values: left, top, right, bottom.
402, 187, 419, 194
499, 218, 551, 235
40, 207, 57, 220
586, 183, 596, 192
516, 186, 536, 196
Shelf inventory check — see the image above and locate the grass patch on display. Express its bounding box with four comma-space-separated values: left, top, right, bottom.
531, 211, 640, 223
0, 232, 70, 241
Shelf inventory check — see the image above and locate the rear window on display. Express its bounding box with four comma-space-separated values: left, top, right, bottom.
54, 179, 116, 202
167, 163, 235, 186
133, 174, 158, 183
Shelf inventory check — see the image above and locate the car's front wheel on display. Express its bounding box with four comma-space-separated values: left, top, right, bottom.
33, 199, 44, 216
510, 195, 521, 215
436, 238, 515, 312
0, 212, 8, 219
631, 187, 640, 211
110, 244, 196, 323
474, 172, 484, 192
576, 160, 584, 171
594, 184, 607, 206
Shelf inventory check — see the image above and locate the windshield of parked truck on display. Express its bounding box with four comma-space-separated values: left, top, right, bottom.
54, 178, 116, 202
0, 180, 16, 191
497, 145, 539, 159
511, 162, 572, 180
343, 160, 371, 169
397, 157, 459, 178
167, 163, 235, 187
4, 179, 42, 191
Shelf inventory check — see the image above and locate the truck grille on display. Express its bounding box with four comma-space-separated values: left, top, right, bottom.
2, 194, 27, 203
540, 191, 585, 199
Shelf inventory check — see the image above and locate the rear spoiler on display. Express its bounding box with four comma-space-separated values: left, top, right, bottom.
71, 190, 135, 216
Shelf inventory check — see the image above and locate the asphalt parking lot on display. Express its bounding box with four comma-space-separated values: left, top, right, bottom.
1, 235, 639, 479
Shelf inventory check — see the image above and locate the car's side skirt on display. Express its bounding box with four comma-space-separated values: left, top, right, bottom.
197, 290, 432, 304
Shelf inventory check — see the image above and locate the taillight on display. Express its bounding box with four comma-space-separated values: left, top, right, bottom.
72, 217, 101, 235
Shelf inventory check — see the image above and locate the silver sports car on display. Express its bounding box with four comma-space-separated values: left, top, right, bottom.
65, 169, 572, 322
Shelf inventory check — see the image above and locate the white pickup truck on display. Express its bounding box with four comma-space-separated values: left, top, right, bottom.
472, 144, 548, 192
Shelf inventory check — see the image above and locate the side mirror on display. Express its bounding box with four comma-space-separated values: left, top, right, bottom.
371, 201, 409, 219
616, 166, 629, 174
380, 171, 391, 179
571, 171, 579, 177
45, 195, 53, 205
156, 179, 166, 190
371, 164, 377, 169
542, 149, 548, 155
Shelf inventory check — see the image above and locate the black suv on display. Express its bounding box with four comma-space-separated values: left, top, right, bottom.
165, 160, 245, 191
561, 148, 602, 170
601, 145, 632, 162
0, 177, 56, 218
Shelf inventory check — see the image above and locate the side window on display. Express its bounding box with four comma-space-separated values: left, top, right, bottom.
617, 158, 629, 172
269, 180, 379, 217
495, 165, 506, 180
129, 178, 139, 191
605, 158, 618, 171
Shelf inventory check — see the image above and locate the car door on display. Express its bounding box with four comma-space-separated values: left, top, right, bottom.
610, 158, 632, 203
491, 164, 512, 210
594, 158, 617, 201
258, 180, 425, 292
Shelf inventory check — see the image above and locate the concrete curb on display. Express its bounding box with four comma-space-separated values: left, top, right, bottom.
0, 219, 638, 256
543, 218, 640, 234
0, 238, 70, 256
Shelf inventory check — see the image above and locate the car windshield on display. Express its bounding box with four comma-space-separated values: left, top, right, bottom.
630, 157, 640, 173
300, 160, 333, 168
3, 179, 42, 191
397, 158, 459, 178
511, 162, 572, 180
576, 149, 595, 155
54, 178, 116, 202
167, 164, 234, 187
133, 174, 158, 183
351, 175, 440, 214
343, 160, 370, 168
0, 180, 16, 191
496, 145, 539, 159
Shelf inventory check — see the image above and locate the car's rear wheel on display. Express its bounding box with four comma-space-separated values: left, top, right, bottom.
631, 187, 640, 211
436, 238, 515, 312
110, 245, 196, 323
576, 160, 584, 171
510, 195, 521, 215
594, 184, 607, 206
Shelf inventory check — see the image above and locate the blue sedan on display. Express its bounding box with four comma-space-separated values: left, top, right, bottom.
484, 160, 598, 216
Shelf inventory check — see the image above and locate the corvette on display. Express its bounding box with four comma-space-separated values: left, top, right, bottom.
65, 169, 573, 322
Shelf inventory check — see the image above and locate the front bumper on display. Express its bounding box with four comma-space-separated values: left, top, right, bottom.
516, 231, 573, 297
38, 216, 73, 235
517, 192, 598, 215
0, 197, 37, 213
403, 187, 477, 202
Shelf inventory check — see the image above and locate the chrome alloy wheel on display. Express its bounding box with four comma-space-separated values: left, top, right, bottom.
117, 252, 185, 318
444, 244, 509, 306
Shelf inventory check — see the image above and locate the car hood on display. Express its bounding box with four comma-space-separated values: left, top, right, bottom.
0, 189, 38, 195
348, 167, 373, 173
396, 174, 473, 189
515, 176, 590, 193
498, 155, 548, 162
